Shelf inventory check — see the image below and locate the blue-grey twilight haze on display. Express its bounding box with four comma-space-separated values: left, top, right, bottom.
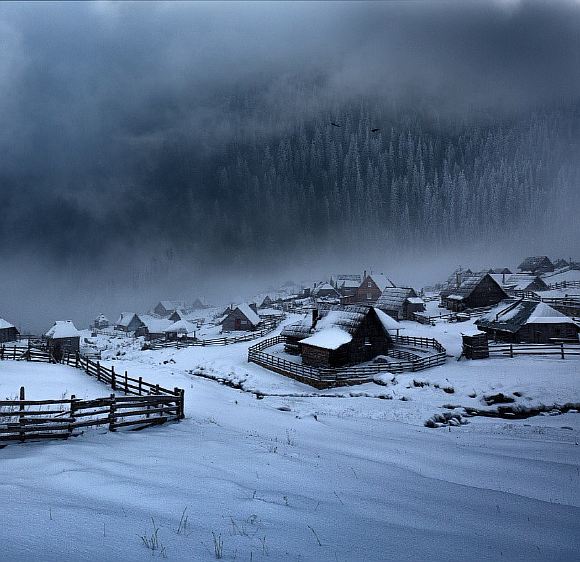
0, 1, 579, 331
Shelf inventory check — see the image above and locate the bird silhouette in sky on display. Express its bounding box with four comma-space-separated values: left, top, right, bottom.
371, 128, 381, 133
330, 122, 341, 127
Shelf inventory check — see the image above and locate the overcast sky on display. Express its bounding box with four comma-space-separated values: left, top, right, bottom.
1, 1, 579, 330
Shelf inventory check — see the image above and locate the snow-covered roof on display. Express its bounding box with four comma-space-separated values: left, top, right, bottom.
373, 308, 403, 332
158, 300, 185, 310
116, 312, 139, 327
163, 319, 197, 334
502, 274, 547, 291
312, 282, 339, 296
0, 318, 15, 330
95, 314, 109, 322
137, 315, 173, 333
476, 299, 579, 333
375, 287, 418, 312
518, 256, 553, 271
367, 273, 395, 291
235, 303, 261, 326
407, 297, 425, 304
45, 320, 80, 339
300, 327, 352, 350
441, 274, 505, 301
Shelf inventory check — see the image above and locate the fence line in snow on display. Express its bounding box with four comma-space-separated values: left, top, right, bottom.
0, 346, 184, 445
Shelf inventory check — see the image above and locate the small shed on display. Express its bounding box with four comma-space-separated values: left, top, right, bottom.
222, 303, 261, 332
45, 321, 80, 356
440, 274, 508, 312
375, 287, 425, 320
0, 318, 19, 343
476, 300, 580, 343
163, 319, 197, 340
115, 312, 143, 332
461, 330, 489, 359
518, 256, 555, 275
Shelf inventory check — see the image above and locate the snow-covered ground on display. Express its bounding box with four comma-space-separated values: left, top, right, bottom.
1, 315, 579, 560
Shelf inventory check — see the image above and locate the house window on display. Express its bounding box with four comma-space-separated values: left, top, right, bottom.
367, 292, 372, 300
364, 337, 371, 346
367, 282, 372, 288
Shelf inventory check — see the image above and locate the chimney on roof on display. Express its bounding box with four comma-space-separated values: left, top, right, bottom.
456, 272, 460, 288
363, 270, 367, 279
502, 272, 506, 285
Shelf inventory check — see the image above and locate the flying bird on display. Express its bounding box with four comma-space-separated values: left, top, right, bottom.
371, 128, 381, 133
330, 122, 341, 128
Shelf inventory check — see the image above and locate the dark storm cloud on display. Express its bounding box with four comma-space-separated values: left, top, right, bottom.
0, 1, 579, 330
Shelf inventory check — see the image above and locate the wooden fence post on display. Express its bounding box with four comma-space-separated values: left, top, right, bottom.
124, 371, 128, 394
69, 394, 76, 437
19, 386, 25, 442
75, 352, 79, 369
111, 365, 116, 391
96, 361, 101, 382
108, 394, 116, 431
509, 344, 513, 358
138, 376, 143, 396
561, 343, 565, 360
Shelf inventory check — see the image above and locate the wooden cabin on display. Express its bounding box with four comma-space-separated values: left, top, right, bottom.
311, 282, 340, 299
93, 314, 110, 330
259, 296, 273, 308
282, 305, 396, 368
518, 256, 554, 275
476, 300, 580, 343
152, 301, 186, 317
0, 318, 19, 343
163, 320, 197, 341
45, 321, 80, 356
115, 313, 143, 332
502, 274, 548, 293
134, 315, 173, 341
222, 303, 261, 332
375, 287, 425, 320
440, 274, 508, 312
354, 272, 395, 304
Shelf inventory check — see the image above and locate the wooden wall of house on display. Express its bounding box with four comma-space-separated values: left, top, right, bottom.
0, 327, 19, 343
464, 277, 507, 309
517, 323, 579, 343
47, 336, 80, 353
355, 276, 382, 303
222, 308, 257, 332
404, 301, 426, 319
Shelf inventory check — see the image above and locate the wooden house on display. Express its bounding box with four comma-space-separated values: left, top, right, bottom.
440, 274, 508, 312
44, 321, 80, 355
0, 318, 19, 343
163, 320, 197, 341
281, 305, 397, 368
518, 256, 554, 275
115, 313, 143, 332
93, 314, 110, 330
354, 272, 395, 303
222, 303, 261, 332
311, 282, 340, 299
476, 300, 580, 343
375, 287, 425, 320
501, 274, 548, 293
134, 315, 173, 341
259, 296, 273, 308
152, 301, 186, 317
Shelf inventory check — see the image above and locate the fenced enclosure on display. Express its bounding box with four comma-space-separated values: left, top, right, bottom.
144, 318, 282, 350
248, 334, 447, 388
0, 345, 184, 445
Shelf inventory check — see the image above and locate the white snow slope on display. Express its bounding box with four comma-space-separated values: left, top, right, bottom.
1, 316, 579, 561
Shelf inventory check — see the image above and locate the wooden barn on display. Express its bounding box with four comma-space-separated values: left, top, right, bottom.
375, 287, 425, 320
501, 274, 548, 293
518, 256, 555, 275
45, 321, 80, 356
354, 272, 396, 303
134, 316, 173, 341
281, 305, 397, 368
311, 282, 340, 299
152, 301, 186, 317
115, 312, 143, 332
0, 318, 19, 343
222, 303, 261, 332
476, 300, 580, 343
440, 273, 508, 312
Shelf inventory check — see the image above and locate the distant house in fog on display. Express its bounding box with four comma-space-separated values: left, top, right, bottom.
518, 256, 554, 275
115, 313, 143, 332
0, 318, 19, 343
152, 301, 186, 317
222, 304, 261, 332
93, 314, 110, 330
375, 287, 425, 320
45, 320, 80, 355
440, 273, 508, 312
488, 267, 512, 275
134, 315, 173, 341
354, 272, 395, 303
312, 282, 340, 299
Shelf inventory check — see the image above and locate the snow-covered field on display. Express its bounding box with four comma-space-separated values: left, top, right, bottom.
1, 315, 579, 561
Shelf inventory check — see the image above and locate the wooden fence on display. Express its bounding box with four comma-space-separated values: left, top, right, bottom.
413, 305, 493, 325
487, 342, 580, 359
144, 318, 282, 350
0, 346, 184, 445
247, 334, 447, 389
547, 280, 580, 290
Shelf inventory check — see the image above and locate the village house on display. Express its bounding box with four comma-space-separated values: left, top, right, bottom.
476, 300, 580, 343
311, 282, 341, 299
115, 312, 143, 332
440, 273, 508, 312
134, 315, 173, 341
163, 319, 197, 341
44, 320, 80, 355
222, 303, 261, 332
92, 314, 110, 330
375, 287, 426, 320
488, 267, 512, 275
152, 300, 186, 317
259, 295, 273, 308
500, 274, 548, 293
0, 318, 19, 343
353, 272, 396, 304
518, 256, 555, 275
445, 267, 473, 289
281, 305, 398, 368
